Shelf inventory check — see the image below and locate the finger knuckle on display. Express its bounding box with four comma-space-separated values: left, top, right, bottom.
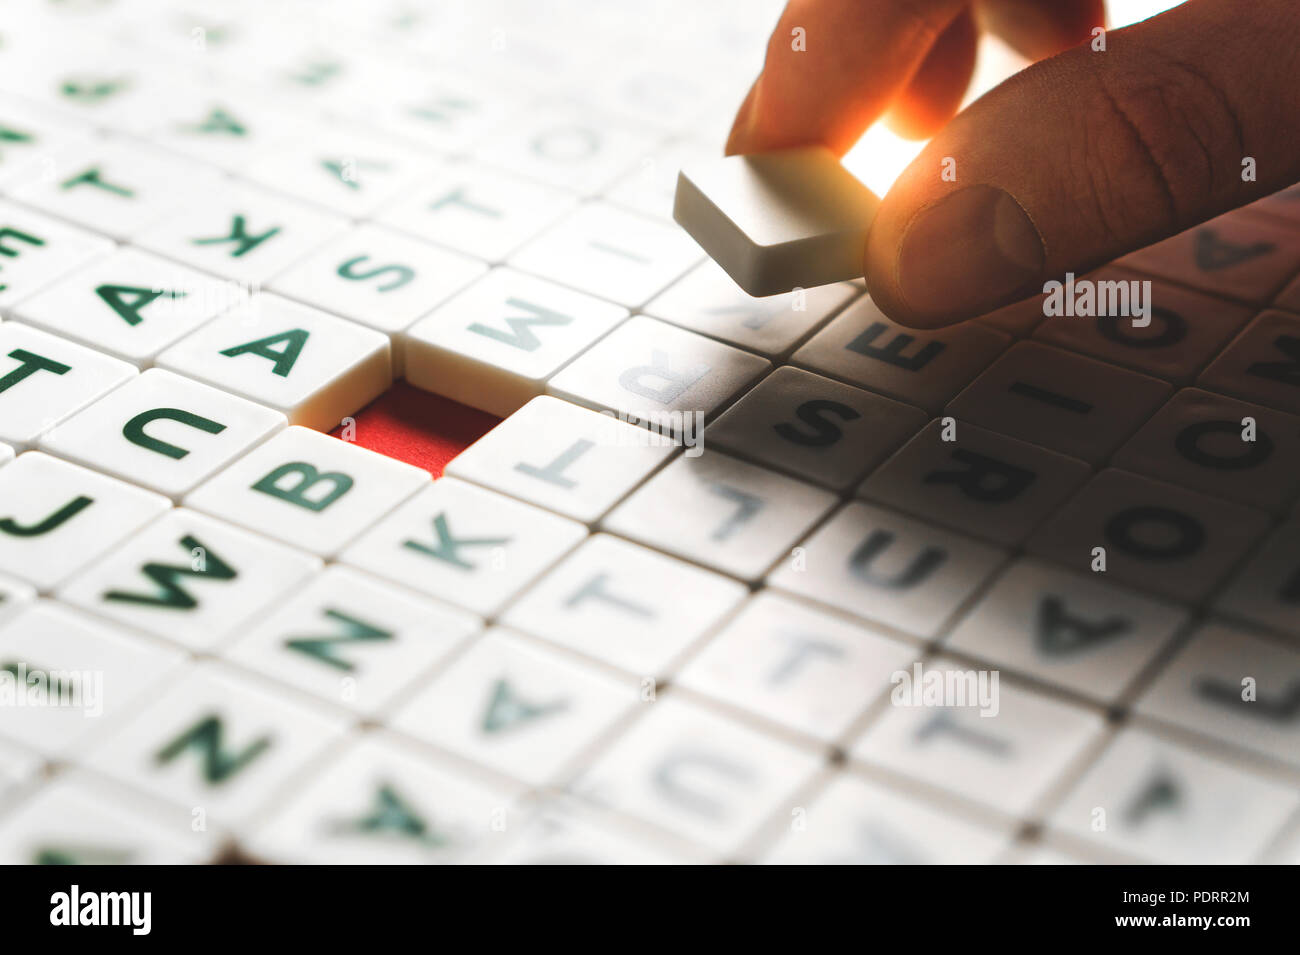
1077, 57, 1245, 237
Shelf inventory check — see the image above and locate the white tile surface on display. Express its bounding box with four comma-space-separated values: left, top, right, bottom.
59, 508, 320, 650
340, 476, 588, 617
39, 368, 286, 500
404, 268, 626, 416
156, 294, 391, 431
0, 322, 136, 450
500, 533, 747, 676
185, 426, 429, 558
224, 565, 480, 717
445, 396, 676, 523
0, 451, 170, 590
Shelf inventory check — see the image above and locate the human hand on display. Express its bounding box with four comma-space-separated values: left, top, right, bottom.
725, 0, 1300, 327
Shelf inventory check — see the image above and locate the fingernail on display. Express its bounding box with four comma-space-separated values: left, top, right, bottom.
894, 185, 1045, 322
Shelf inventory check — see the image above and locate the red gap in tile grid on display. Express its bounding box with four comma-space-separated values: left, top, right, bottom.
330, 381, 500, 476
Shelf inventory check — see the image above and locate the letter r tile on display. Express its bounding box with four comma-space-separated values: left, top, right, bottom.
547, 316, 770, 427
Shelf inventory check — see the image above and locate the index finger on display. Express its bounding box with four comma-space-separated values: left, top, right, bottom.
725, 0, 969, 156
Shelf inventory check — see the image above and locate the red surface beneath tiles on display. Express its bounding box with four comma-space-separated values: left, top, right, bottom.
330, 381, 500, 477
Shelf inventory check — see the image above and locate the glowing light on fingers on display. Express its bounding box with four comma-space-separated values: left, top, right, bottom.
840, 1, 1187, 196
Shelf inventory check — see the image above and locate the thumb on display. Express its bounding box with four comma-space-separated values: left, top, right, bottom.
865, 0, 1300, 328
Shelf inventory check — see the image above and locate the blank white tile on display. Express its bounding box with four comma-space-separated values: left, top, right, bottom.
944, 559, 1187, 704
7, 141, 220, 239
602, 451, 836, 581
11, 248, 248, 366
339, 477, 587, 617
224, 565, 480, 717
673, 147, 880, 297
548, 315, 768, 426
473, 101, 657, 196
761, 773, 1012, 864
1214, 520, 1300, 635
39, 368, 286, 499
644, 260, 858, 358
1135, 623, 1300, 769
512, 202, 702, 308
1048, 729, 1298, 864
377, 161, 577, 263
677, 592, 918, 742
84, 661, 348, 831
571, 696, 822, 858
0, 775, 219, 864
391, 628, 636, 785
0, 600, 185, 756
0, 201, 112, 310
246, 733, 519, 864
0, 443, 11, 469
403, 268, 626, 416
270, 223, 487, 376
858, 419, 1092, 547
1026, 469, 1270, 602
246, 127, 442, 218
0, 451, 170, 591
0, 322, 136, 450
850, 662, 1105, 818
500, 534, 747, 677
58, 508, 320, 650
947, 342, 1173, 466
792, 296, 1011, 413
156, 293, 391, 431
1111, 387, 1300, 514
705, 365, 927, 492
134, 182, 350, 286
445, 396, 675, 523
769, 501, 1004, 639
186, 426, 428, 558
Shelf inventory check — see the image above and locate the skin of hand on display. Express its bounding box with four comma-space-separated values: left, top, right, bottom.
725, 0, 1300, 329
